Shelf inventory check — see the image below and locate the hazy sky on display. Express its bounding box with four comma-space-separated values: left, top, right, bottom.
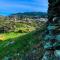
0, 0, 48, 15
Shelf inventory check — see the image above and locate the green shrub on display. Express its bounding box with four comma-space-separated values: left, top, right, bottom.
16, 30, 23, 33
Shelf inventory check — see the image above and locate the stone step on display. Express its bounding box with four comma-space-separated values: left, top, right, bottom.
56, 35, 60, 41
47, 25, 57, 30
54, 50, 60, 58
44, 35, 55, 41
44, 42, 60, 50
44, 42, 53, 49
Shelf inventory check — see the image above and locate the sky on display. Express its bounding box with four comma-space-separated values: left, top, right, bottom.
0, 0, 48, 15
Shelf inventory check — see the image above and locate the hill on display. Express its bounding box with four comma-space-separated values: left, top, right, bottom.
0, 12, 47, 60
0, 21, 46, 60
7, 12, 47, 21
9, 12, 47, 17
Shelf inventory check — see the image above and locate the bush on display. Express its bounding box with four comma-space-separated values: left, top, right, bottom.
15, 28, 31, 33
0, 27, 4, 33
16, 30, 23, 33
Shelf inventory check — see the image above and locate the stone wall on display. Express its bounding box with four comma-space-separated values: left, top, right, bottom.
42, 0, 60, 60
48, 0, 60, 23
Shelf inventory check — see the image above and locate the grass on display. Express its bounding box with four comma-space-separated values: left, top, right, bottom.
0, 22, 46, 59
0, 35, 5, 40
0, 30, 44, 59
0, 32, 26, 41
0, 26, 35, 41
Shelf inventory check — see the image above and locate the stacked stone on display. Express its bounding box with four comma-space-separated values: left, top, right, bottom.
42, 0, 60, 60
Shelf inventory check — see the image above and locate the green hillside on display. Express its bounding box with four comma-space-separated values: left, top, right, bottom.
0, 12, 47, 60
0, 22, 46, 60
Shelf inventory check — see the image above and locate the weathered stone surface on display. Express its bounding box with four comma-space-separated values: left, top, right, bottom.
42, 0, 60, 60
